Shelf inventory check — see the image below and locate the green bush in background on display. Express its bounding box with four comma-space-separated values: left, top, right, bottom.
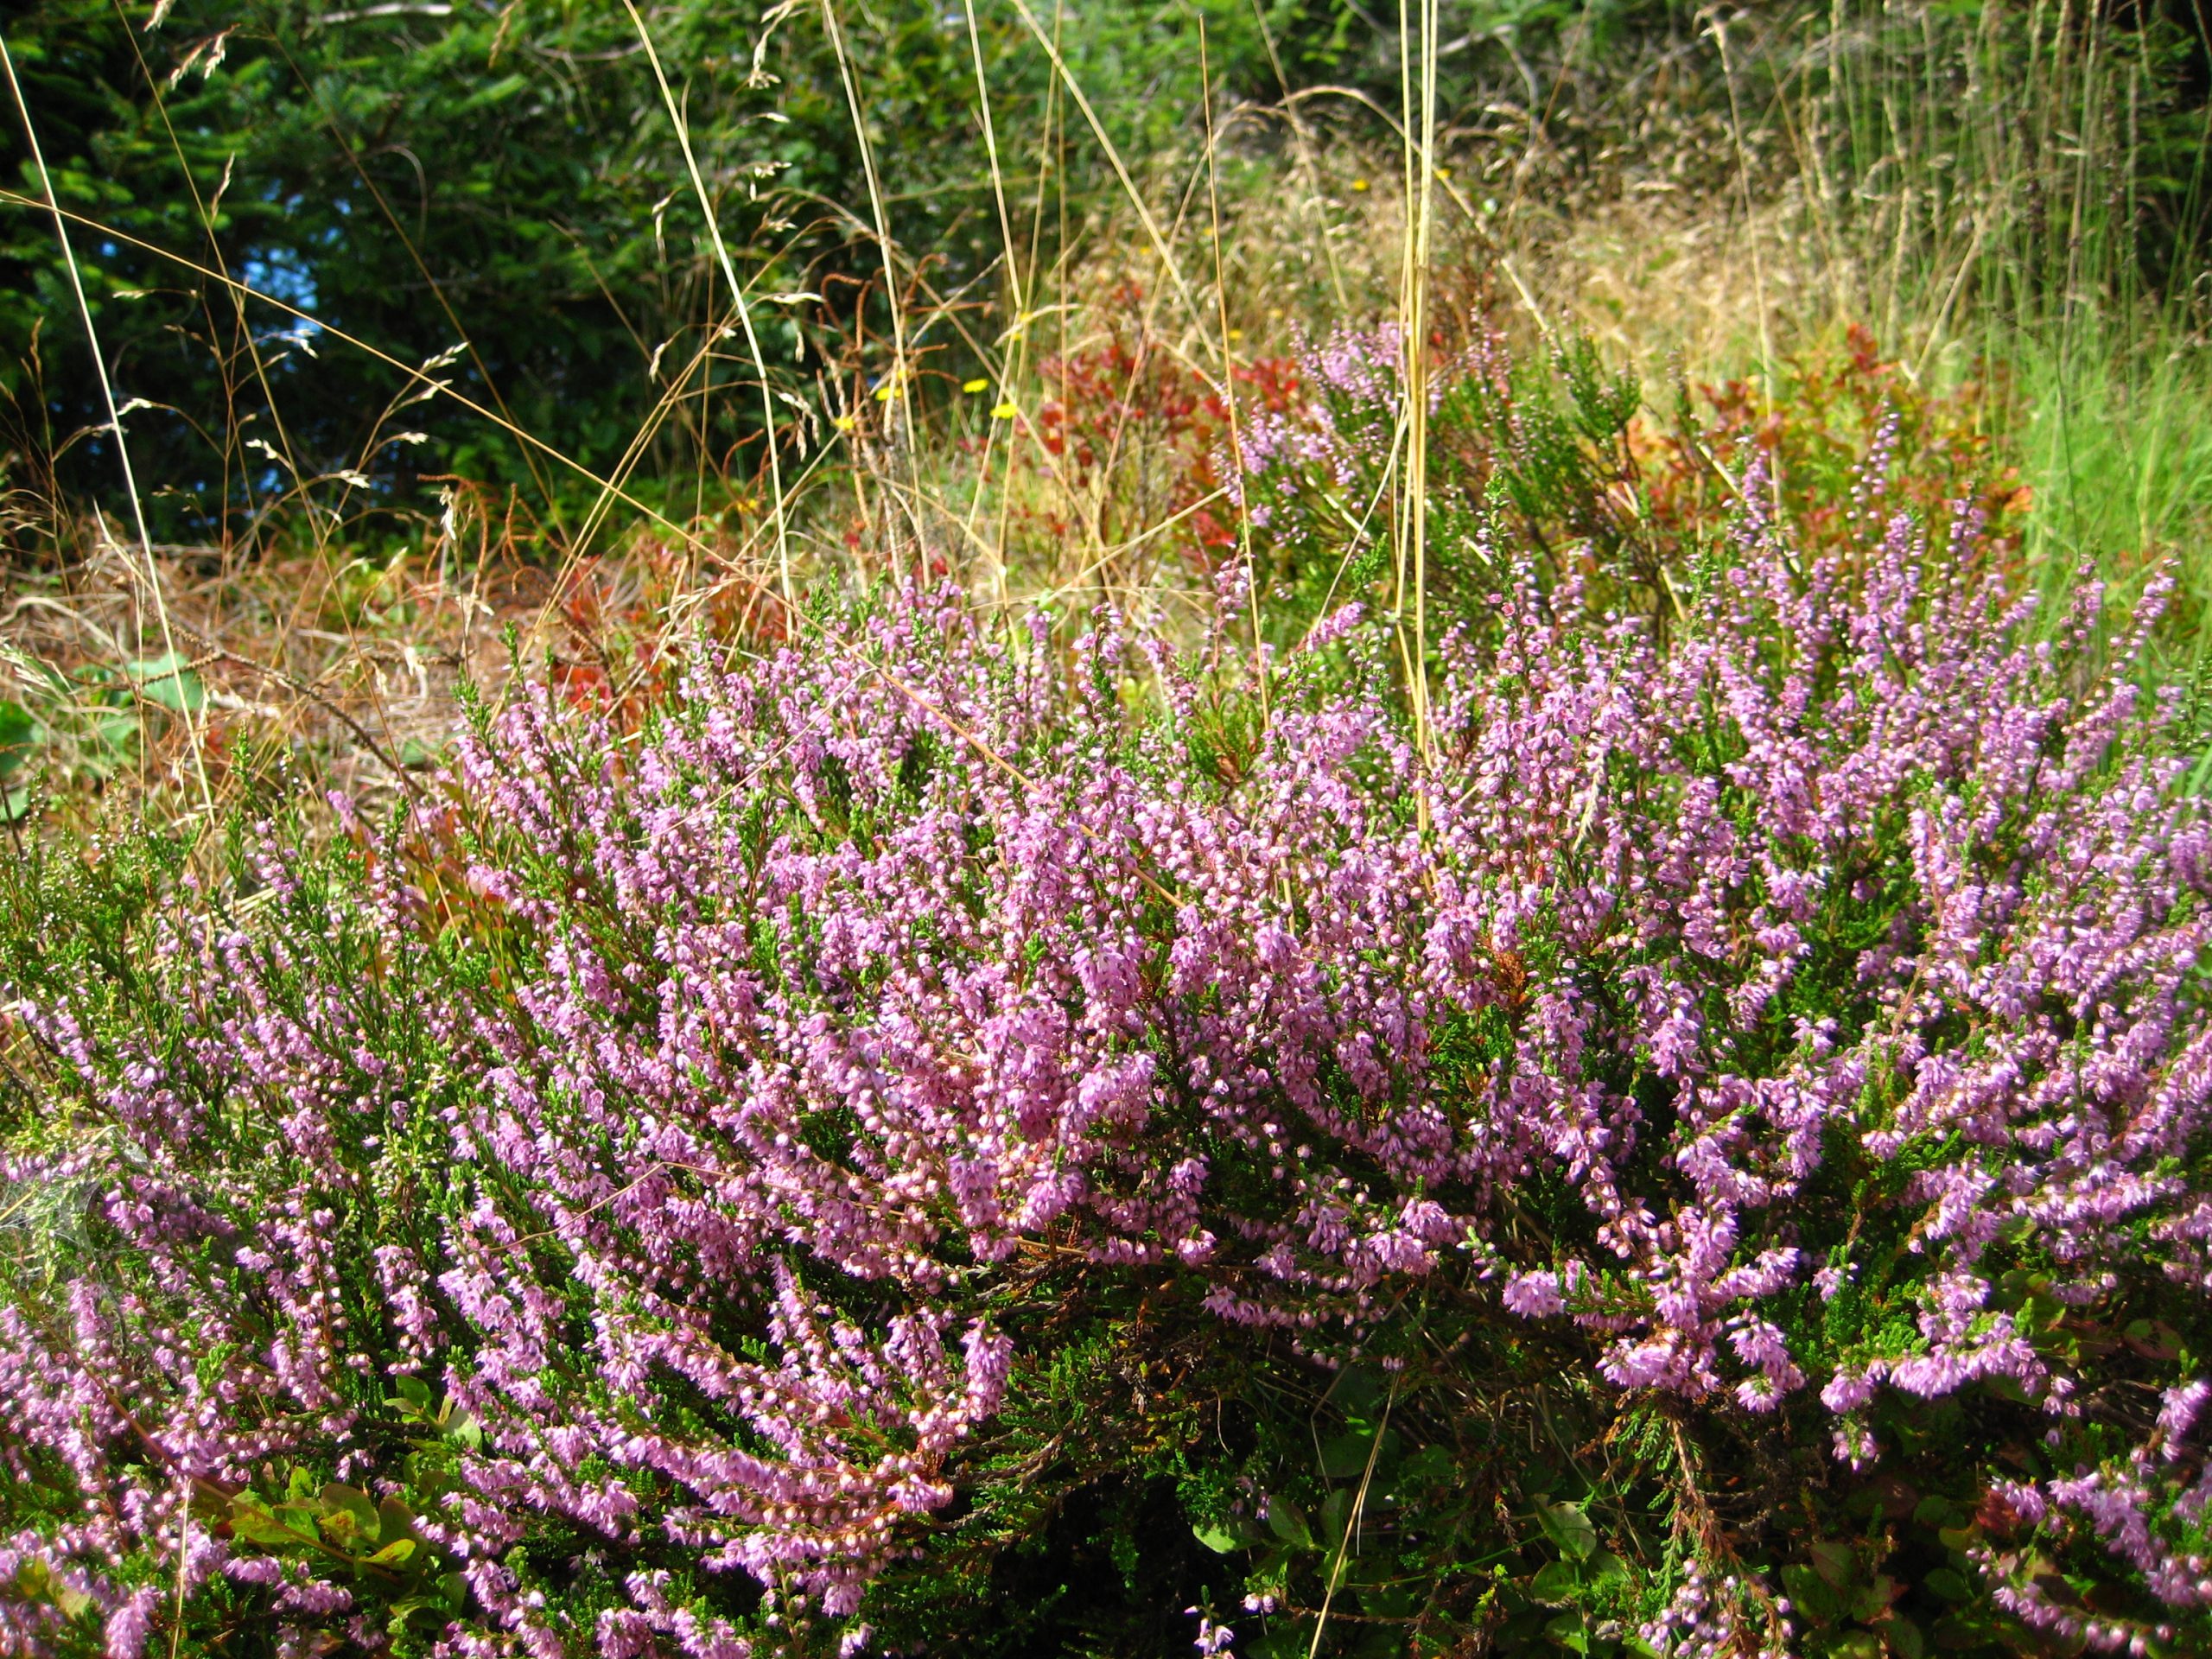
0, 0, 1326, 536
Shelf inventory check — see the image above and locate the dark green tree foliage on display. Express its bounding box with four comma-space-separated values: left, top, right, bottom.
0, 0, 1315, 539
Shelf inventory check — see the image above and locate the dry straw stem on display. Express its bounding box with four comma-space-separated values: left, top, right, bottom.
818, 0, 930, 575
1005, 0, 1210, 344
108, 2, 330, 568
0, 33, 213, 823
624, 0, 795, 609
1306, 1377, 1397, 1659
0, 207, 1206, 836
957, 0, 1022, 597
3, 533, 478, 823
0, 183, 804, 813
0, 192, 783, 594
1201, 18, 1269, 730
1243, 0, 1351, 315
261, 27, 564, 533
1395, 0, 1440, 790
1707, 11, 1781, 516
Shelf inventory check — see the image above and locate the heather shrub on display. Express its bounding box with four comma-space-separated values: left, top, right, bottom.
1230, 320, 1654, 632
5, 433, 2212, 1659
1227, 319, 2040, 656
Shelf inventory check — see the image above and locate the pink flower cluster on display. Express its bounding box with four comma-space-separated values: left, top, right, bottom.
5, 443, 2211, 1655
1230, 319, 1500, 525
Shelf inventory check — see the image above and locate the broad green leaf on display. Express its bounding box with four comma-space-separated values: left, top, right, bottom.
377, 1497, 418, 1546
228, 1495, 296, 1547
1325, 1365, 1383, 1420
365, 1538, 417, 1567
391, 1375, 434, 1411
1192, 1522, 1243, 1554
1923, 1567, 1971, 1602
19, 1560, 93, 1622
1536, 1499, 1597, 1562
1910, 1496, 1955, 1528
1320, 1425, 1399, 1479
1320, 1429, 1375, 1478
320, 1484, 381, 1548
1544, 1611, 1590, 1653
0, 700, 37, 776
124, 653, 207, 713
1320, 1486, 1350, 1545
1265, 1496, 1314, 1552
274, 1503, 321, 1541
1852, 1572, 1901, 1623
1783, 1562, 1841, 1624
1529, 1560, 1580, 1605
93, 713, 140, 766
1809, 1539, 1857, 1591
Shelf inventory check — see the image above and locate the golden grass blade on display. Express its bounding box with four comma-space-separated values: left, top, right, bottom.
625, 0, 797, 610
0, 191, 780, 591
0, 35, 213, 823
820, 0, 929, 579
1200, 17, 1268, 729
1004, 0, 1205, 337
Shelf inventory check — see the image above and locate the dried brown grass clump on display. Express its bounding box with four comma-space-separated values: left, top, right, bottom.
0, 499, 791, 834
